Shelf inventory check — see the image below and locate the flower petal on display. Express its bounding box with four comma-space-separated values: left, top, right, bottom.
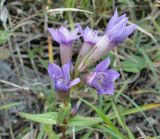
106, 9, 118, 32
55, 80, 69, 92
115, 14, 126, 24
62, 62, 71, 81
48, 28, 61, 43
97, 82, 114, 95
114, 24, 137, 43
71, 27, 79, 37
59, 26, 70, 38
57, 30, 67, 44
69, 78, 80, 88
105, 69, 120, 81
48, 63, 62, 79
94, 57, 110, 72
83, 27, 91, 38
107, 18, 128, 42
77, 25, 83, 34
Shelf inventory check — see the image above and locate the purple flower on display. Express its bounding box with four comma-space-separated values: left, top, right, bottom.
48, 26, 79, 65
78, 9, 137, 72
76, 26, 100, 65
85, 58, 119, 95
48, 26, 79, 45
48, 62, 80, 93
105, 9, 137, 44
78, 26, 100, 45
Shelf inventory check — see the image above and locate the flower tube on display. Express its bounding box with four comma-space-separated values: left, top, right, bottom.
77, 26, 100, 62
48, 26, 79, 65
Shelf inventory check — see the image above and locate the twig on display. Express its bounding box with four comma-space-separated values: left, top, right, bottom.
0, 79, 29, 91
47, 8, 93, 14
128, 21, 159, 45
0, 93, 15, 139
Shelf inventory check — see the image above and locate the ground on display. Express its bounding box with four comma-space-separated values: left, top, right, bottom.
0, 0, 160, 139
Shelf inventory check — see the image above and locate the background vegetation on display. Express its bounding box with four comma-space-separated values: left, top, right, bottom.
0, 0, 160, 138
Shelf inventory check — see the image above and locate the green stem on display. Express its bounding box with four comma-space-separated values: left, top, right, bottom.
60, 100, 71, 139
44, 124, 58, 139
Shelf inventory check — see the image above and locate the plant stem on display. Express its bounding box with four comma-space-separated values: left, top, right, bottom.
60, 101, 70, 139
61, 120, 67, 139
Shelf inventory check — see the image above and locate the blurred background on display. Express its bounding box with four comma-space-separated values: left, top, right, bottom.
0, 0, 160, 139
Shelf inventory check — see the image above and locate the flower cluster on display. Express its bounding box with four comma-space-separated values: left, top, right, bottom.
47, 9, 137, 99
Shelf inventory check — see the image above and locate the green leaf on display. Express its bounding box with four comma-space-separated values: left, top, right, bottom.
0, 48, 11, 60
109, 103, 160, 119
0, 30, 13, 45
19, 102, 160, 128
77, 96, 127, 139
81, 129, 92, 139
96, 125, 124, 139
19, 112, 57, 125
19, 112, 102, 127
70, 115, 102, 126
111, 100, 135, 139
44, 124, 59, 139
57, 104, 72, 124
0, 102, 22, 110
152, 50, 160, 61
121, 55, 146, 73
28, 50, 35, 60
39, 58, 48, 69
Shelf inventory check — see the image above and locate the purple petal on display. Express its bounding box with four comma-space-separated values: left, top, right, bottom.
57, 30, 67, 44
55, 80, 69, 91
84, 27, 100, 44
71, 27, 79, 37
48, 63, 62, 79
115, 14, 126, 24
77, 25, 83, 35
62, 62, 71, 81
95, 83, 105, 94
106, 9, 118, 32
98, 82, 114, 95
69, 78, 80, 88
107, 18, 128, 42
48, 28, 61, 43
105, 69, 120, 81
59, 26, 70, 38
84, 27, 91, 35
114, 24, 137, 43
84, 28, 93, 40
89, 75, 105, 92
94, 57, 110, 72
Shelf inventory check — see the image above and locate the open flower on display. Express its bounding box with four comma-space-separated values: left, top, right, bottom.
105, 9, 137, 44
85, 58, 119, 95
78, 9, 137, 72
48, 26, 79, 65
76, 26, 100, 65
78, 26, 100, 45
48, 26, 79, 45
48, 62, 80, 100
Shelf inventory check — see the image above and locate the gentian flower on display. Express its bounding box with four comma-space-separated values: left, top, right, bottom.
48, 26, 79, 65
78, 26, 100, 45
84, 58, 119, 95
48, 62, 80, 101
77, 26, 100, 64
105, 9, 137, 43
78, 9, 137, 72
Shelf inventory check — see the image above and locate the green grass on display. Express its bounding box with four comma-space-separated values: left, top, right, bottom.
0, 0, 160, 138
